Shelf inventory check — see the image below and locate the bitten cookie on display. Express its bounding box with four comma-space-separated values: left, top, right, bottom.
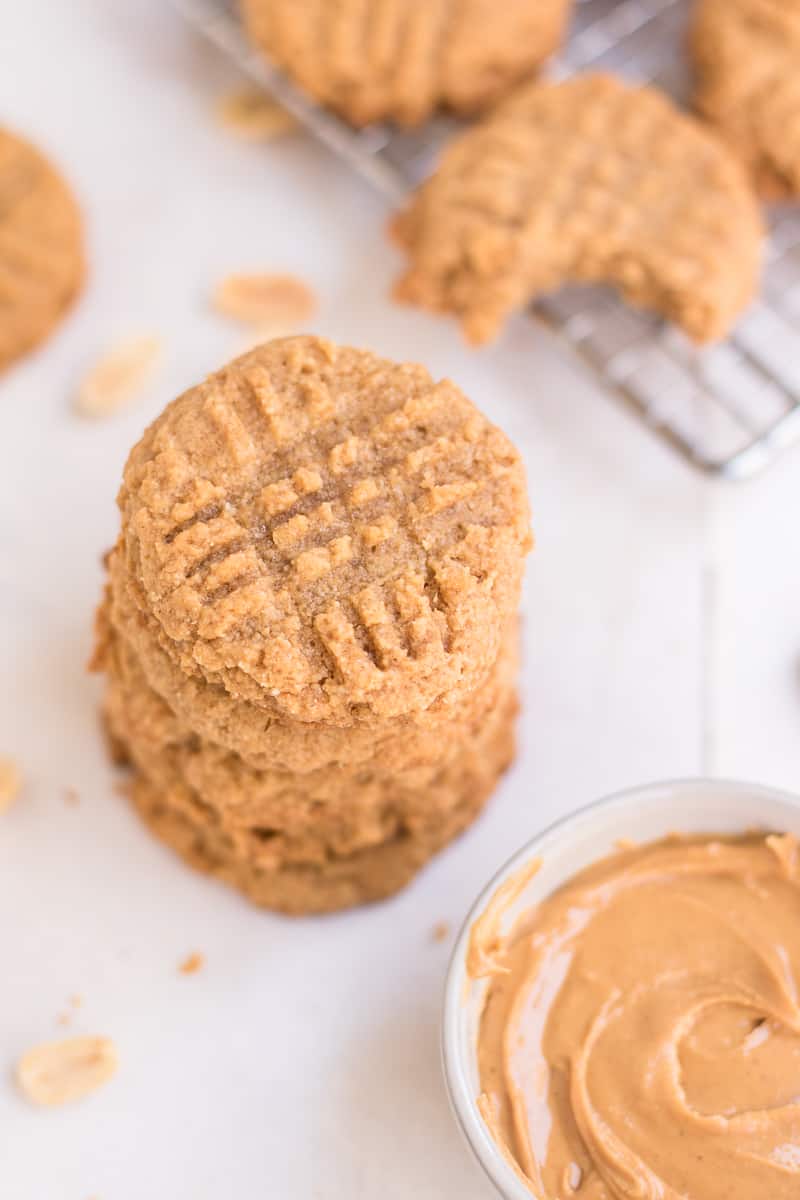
691, 0, 800, 197
392, 73, 763, 345
0, 127, 84, 373
240, 0, 571, 128
117, 336, 531, 727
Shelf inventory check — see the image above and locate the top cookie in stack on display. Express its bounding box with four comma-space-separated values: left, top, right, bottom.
96, 337, 532, 912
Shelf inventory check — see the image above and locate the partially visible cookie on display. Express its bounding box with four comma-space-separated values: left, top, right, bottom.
117, 336, 531, 727
241, 0, 571, 128
103, 614, 519, 862
0, 128, 84, 373
96, 563, 517, 773
392, 73, 763, 344
691, 0, 800, 197
125, 691, 516, 915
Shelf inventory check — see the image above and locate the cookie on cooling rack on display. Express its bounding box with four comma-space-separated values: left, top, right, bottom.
240, 0, 572, 128
391, 73, 764, 345
0, 127, 84, 373
691, 0, 800, 197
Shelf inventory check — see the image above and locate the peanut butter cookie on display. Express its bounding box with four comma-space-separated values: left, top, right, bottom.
102, 615, 519, 861
241, 0, 571, 128
116, 336, 531, 727
0, 127, 84, 373
392, 74, 763, 344
95, 337, 531, 911
125, 692, 516, 915
691, 0, 800, 197
96, 565, 517, 773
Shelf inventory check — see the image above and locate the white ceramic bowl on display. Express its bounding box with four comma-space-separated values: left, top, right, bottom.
442, 777, 800, 1200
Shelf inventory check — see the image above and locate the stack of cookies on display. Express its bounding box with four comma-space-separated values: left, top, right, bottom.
94, 336, 531, 914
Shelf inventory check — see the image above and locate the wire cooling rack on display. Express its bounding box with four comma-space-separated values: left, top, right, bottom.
174, 0, 800, 479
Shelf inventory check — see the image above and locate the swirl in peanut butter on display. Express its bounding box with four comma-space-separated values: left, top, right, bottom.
474, 833, 800, 1199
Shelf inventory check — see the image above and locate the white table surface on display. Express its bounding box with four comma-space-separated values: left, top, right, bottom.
1, 4, 798, 1197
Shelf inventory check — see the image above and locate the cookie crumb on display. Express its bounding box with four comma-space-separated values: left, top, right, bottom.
64, 787, 80, 807
75, 335, 162, 419
70, 994, 83, 1009
213, 273, 316, 332
179, 952, 205, 975
216, 87, 297, 140
615, 837, 637, 851
55, 1013, 71, 1028
16, 1036, 118, 1107
432, 921, 450, 943
0, 756, 21, 813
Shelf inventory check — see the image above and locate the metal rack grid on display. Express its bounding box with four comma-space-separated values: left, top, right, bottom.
174, 0, 800, 479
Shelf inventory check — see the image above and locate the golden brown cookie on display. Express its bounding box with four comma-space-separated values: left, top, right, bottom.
0, 127, 84, 373
691, 0, 800, 197
124, 693, 516, 915
392, 73, 763, 345
241, 0, 571, 128
102, 616, 519, 862
117, 336, 531, 727
96, 562, 519, 773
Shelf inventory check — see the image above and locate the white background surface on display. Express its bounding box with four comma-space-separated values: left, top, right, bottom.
1, 4, 798, 1197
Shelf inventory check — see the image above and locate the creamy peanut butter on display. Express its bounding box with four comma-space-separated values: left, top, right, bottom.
473, 833, 800, 1199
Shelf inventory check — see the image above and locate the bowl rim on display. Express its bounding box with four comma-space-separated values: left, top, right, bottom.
441, 775, 800, 1200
